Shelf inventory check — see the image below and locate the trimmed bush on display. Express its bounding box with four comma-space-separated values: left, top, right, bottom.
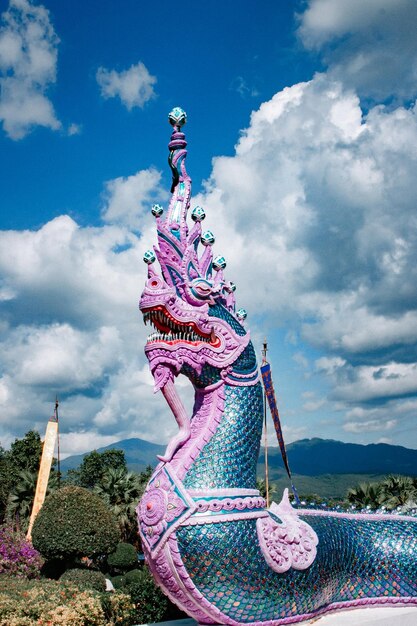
124, 568, 143, 585
32, 486, 119, 563
60, 567, 107, 591
0, 525, 43, 578
108, 542, 137, 571
110, 574, 125, 589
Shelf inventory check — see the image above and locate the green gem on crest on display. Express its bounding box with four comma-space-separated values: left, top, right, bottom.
169, 107, 187, 128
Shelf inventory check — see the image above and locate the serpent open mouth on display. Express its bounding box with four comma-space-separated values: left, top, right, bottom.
143, 306, 219, 346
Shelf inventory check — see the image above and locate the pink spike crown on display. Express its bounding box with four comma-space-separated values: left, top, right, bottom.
140, 108, 249, 386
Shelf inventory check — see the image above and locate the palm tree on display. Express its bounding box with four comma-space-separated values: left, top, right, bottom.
94, 467, 144, 541
256, 478, 278, 502
6, 469, 58, 531
347, 482, 382, 510
379, 475, 417, 511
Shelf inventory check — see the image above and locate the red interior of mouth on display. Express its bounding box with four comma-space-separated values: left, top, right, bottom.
142, 305, 220, 347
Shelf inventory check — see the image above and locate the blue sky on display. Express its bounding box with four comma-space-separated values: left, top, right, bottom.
1, 0, 417, 456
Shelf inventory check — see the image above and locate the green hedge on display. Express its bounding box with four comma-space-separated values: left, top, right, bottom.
108, 542, 137, 571
32, 486, 120, 563
60, 567, 107, 591
123, 566, 169, 624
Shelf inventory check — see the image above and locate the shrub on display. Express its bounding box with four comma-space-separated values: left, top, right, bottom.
32, 486, 119, 563
0, 578, 104, 625
0, 577, 134, 625
60, 567, 107, 591
108, 542, 137, 572
123, 568, 142, 585
0, 525, 43, 578
124, 565, 169, 624
110, 574, 125, 589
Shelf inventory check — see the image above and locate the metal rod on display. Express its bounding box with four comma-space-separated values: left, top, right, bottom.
55, 396, 61, 488
262, 339, 270, 508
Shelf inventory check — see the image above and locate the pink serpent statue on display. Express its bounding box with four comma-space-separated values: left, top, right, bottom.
136, 107, 417, 625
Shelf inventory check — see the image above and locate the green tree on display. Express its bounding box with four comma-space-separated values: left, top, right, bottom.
8, 430, 43, 478
32, 486, 120, 567
1, 431, 56, 525
95, 467, 144, 541
68, 449, 127, 489
0, 444, 11, 522
379, 475, 417, 511
6, 469, 58, 531
347, 482, 382, 510
256, 478, 278, 501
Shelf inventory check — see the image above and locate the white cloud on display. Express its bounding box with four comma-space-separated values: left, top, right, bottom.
303, 398, 326, 412
101, 167, 168, 229
298, 0, 417, 101
0, 0, 61, 139
67, 122, 81, 136
292, 351, 309, 369
96, 62, 156, 110
191, 71, 417, 441
0, 213, 178, 450
343, 419, 397, 434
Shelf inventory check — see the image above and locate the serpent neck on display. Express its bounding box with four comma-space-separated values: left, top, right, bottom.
182, 380, 263, 491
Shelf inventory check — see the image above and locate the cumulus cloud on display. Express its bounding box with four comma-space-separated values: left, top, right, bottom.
96, 62, 156, 110
0, 211, 180, 449
297, 0, 417, 101
0, 0, 61, 139
3, 2, 417, 453
193, 71, 417, 443
101, 167, 168, 229
343, 419, 397, 434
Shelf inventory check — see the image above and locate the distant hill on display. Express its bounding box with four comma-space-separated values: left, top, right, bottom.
60, 437, 165, 475
61, 437, 417, 494
258, 438, 417, 477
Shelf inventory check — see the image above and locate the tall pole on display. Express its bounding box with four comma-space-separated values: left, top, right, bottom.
26, 401, 59, 541
262, 338, 270, 508
56, 396, 61, 489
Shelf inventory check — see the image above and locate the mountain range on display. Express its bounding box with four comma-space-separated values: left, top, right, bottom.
61, 437, 417, 498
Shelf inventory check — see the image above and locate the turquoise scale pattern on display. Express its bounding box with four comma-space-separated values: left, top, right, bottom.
209, 304, 246, 336
176, 515, 417, 623
181, 362, 222, 388
183, 382, 263, 490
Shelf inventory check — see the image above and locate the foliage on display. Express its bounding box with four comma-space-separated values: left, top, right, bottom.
6, 470, 58, 532
95, 468, 144, 542
32, 486, 120, 563
0, 447, 10, 524
60, 567, 107, 591
346, 474, 417, 511
0, 525, 43, 579
379, 474, 417, 510
0, 431, 58, 527
347, 481, 382, 509
123, 568, 143, 585
8, 431, 43, 477
0, 577, 134, 626
123, 565, 169, 624
138, 464, 153, 485
99, 591, 135, 626
67, 449, 127, 489
110, 574, 125, 590
256, 478, 277, 501
107, 542, 138, 572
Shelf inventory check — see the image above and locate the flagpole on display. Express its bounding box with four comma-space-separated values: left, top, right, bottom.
262, 338, 270, 508
55, 396, 61, 489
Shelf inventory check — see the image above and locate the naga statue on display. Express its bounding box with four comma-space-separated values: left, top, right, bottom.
137, 108, 417, 624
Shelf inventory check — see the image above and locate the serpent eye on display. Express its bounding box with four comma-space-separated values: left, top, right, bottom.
190, 278, 213, 299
